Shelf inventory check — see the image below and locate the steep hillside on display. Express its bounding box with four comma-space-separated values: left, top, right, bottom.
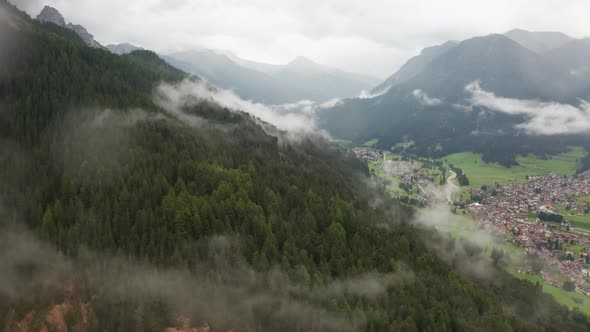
372, 41, 457, 94
1, 2, 589, 331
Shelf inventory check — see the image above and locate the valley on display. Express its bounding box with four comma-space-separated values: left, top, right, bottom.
3, 0, 590, 330
352, 143, 590, 314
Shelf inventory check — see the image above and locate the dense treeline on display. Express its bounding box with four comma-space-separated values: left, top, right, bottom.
449, 165, 470, 186
579, 155, 590, 174
538, 212, 565, 223
0, 2, 589, 331
0, 7, 185, 145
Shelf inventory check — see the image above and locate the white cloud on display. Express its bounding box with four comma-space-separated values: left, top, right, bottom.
12, 0, 590, 78
359, 86, 390, 99
155, 79, 323, 134
465, 81, 590, 135
412, 89, 442, 106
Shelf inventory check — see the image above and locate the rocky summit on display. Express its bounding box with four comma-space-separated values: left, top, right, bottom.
35, 5, 104, 49
36, 5, 65, 26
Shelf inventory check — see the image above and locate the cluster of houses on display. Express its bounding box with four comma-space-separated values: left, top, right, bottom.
465, 174, 590, 295
351, 147, 383, 167
383, 160, 420, 180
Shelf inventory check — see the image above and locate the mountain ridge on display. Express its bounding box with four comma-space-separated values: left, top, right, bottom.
165, 50, 379, 103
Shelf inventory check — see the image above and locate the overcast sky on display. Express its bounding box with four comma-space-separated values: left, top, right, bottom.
13, 0, 590, 78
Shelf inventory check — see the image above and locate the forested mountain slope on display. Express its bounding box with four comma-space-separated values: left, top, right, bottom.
0, 2, 589, 331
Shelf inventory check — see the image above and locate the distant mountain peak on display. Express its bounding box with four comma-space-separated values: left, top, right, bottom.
35, 5, 104, 49
36, 5, 65, 26
371, 40, 458, 94
106, 43, 144, 55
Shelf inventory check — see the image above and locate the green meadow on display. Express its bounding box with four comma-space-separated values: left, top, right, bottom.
442, 147, 587, 188
578, 195, 590, 204
363, 138, 379, 147
368, 162, 404, 196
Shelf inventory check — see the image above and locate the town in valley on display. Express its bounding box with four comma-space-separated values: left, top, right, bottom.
350, 144, 590, 299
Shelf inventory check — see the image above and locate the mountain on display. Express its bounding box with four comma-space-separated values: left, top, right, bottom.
36, 5, 104, 48
34, 5, 64, 26
372, 41, 458, 94
1, 3, 589, 330
545, 38, 590, 98
164, 49, 294, 103
273, 56, 380, 102
165, 51, 379, 103
400, 34, 568, 100
105, 42, 144, 55
504, 28, 574, 54
320, 34, 589, 165
225, 51, 283, 74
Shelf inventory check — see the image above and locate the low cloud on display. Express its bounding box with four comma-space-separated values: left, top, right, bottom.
0, 223, 412, 331
318, 271, 413, 300
272, 97, 341, 115
155, 79, 320, 133
412, 89, 442, 106
411, 177, 500, 280
359, 86, 390, 99
465, 81, 590, 135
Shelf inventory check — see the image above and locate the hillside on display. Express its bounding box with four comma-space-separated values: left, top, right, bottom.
0, 2, 589, 331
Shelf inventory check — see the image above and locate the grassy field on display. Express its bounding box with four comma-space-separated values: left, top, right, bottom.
368, 163, 404, 196
567, 214, 590, 230
363, 138, 380, 147
578, 195, 590, 204
439, 211, 476, 237
441, 147, 587, 188
551, 203, 590, 231
332, 139, 353, 146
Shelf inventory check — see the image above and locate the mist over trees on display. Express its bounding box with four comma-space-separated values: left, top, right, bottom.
0, 1, 589, 331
